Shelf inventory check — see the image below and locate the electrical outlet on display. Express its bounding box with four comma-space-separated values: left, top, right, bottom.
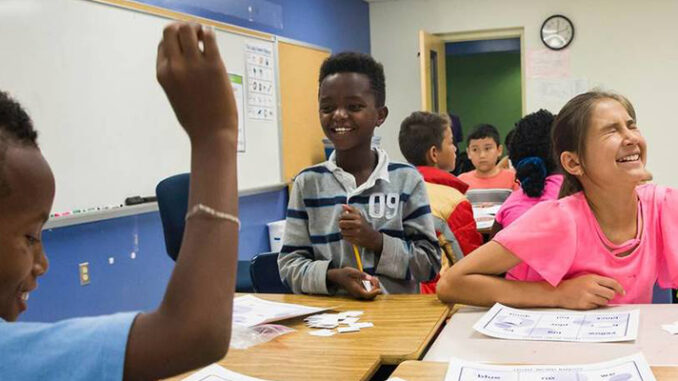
79, 262, 90, 286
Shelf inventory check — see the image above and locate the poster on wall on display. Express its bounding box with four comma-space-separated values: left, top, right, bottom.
245, 43, 276, 121
526, 48, 589, 113
528, 77, 589, 114
526, 48, 570, 79
229, 73, 246, 152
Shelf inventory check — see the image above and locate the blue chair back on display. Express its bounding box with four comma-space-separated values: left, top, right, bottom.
250, 252, 291, 293
156, 173, 254, 292
156, 173, 190, 261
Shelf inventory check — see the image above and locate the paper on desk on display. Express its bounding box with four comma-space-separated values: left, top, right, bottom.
473, 303, 639, 342
444, 353, 655, 381
472, 204, 501, 229
472, 204, 502, 217
182, 363, 271, 381
233, 295, 331, 327
661, 321, 678, 334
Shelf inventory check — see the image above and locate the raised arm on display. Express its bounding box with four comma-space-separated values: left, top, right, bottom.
123, 22, 239, 380
437, 241, 624, 310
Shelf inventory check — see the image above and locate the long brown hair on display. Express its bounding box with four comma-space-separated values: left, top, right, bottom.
551, 91, 636, 198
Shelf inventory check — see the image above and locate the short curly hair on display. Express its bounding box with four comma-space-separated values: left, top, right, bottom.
509, 109, 556, 197
0, 91, 39, 198
318, 52, 386, 107
399, 111, 448, 166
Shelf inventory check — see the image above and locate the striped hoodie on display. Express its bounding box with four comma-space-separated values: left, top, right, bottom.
278, 148, 441, 294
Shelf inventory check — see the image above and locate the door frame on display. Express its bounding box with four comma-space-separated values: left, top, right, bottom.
432, 27, 526, 116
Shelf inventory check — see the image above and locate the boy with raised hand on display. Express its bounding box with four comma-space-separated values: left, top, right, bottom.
398, 111, 483, 293
458, 124, 519, 191
0, 22, 239, 380
278, 52, 440, 298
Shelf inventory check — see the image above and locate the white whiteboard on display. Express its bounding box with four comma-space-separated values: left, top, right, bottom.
0, 0, 282, 212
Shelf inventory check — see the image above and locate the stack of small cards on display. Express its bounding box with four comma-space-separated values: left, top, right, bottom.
305, 310, 373, 336
661, 321, 678, 334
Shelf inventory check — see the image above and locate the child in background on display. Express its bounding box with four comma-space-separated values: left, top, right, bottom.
459, 124, 519, 191
497, 129, 515, 170
491, 110, 563, 280
438, 91, 678, 309
398, 111, 483, 294
1, 23, 240, 379
278, 52, 440, 298
494, 110, 562, 231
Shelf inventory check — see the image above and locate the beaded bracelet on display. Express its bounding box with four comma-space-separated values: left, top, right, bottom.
185, 203, 240, 228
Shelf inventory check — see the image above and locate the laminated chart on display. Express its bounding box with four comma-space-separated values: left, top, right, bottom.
444, 353, 655, 381
473, 303, 639, 342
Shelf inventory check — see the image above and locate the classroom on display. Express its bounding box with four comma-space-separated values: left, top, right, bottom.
1, 0, 677, 380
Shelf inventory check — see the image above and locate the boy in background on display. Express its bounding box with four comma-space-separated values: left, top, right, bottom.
459, 124, 519, 190
399, 111, 483, 293
0, 23, 239, 379
278, 52, 440, 298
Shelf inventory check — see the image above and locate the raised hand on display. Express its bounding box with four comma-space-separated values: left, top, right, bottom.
156, 22, 237, 144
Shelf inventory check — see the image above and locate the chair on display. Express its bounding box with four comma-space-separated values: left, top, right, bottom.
465, 188, 513, 204
250, 252, 291, 293
433, 217, 464, 265
156, 174, 190, 261
155, 173, 254, 292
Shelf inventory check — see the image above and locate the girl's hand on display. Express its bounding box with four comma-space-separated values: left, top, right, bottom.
554, 274, 625, 310
339, 205, 383, 253
327, 267, 381, 300
156, 22, 238, 145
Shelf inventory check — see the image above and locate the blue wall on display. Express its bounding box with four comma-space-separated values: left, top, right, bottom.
22, 189, 287, 322
138, 0, 371, 53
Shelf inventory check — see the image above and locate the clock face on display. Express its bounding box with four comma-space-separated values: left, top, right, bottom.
541, 15, 574, 50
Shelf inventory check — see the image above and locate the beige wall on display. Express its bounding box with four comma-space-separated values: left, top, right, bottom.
369, 0, 678, 187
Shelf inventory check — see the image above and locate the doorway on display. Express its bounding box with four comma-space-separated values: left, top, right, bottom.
446, 38, 521, 152
419, 28, 525, 153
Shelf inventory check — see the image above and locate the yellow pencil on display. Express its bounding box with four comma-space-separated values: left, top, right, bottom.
352, 244, 363, 273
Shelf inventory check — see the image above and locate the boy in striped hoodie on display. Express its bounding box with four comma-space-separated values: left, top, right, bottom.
399, 111, 483, 294
278, 52, 440, 298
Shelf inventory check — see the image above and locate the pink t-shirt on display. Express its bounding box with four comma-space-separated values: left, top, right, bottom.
494, 184, 678, 304
496, 174, 564, 228
458, 169, 519, 191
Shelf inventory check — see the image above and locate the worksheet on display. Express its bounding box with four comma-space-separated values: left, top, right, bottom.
472, 203, 502, 229
444, 353, 655, 381
183, 364, 270, 381
473, 303, 639, 342
233, 295, 331, 327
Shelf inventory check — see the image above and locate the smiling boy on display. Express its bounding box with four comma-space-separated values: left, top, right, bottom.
278, 52, 440, 298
